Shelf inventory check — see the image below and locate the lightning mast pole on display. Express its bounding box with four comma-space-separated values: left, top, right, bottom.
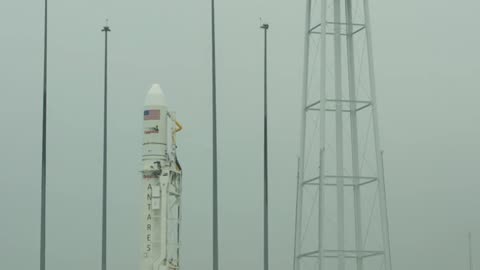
40, 0, 48, 269
210, 0, 219, 269
260, 23, 270, 270
469, 233, 473, 270
101, 22, 111, 270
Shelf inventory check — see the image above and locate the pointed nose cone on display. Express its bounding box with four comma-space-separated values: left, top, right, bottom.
145, 83, 167, 107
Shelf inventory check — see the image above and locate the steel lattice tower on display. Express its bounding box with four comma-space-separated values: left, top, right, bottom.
293, 0, 392, 269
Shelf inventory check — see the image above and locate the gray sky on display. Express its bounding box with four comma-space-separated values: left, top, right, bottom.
0, 0, 479, 270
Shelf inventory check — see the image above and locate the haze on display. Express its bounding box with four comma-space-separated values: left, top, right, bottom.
0, 0, 479, 270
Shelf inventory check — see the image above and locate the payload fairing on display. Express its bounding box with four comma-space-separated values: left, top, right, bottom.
141, 84, 183, 270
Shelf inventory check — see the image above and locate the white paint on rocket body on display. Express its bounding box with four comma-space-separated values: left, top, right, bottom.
141, 84, 182, 270
143, 84, 168, 163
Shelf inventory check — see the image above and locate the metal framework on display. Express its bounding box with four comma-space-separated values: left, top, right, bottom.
293, 0, 392, 269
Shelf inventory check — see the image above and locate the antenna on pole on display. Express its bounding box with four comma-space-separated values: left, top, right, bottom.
40, 0, 48, 269
101, 21, 111, 270
210, 0, 219, 269
260, 22, 270, 270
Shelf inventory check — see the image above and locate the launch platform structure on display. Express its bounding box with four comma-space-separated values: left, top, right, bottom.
293, 0, 393, 269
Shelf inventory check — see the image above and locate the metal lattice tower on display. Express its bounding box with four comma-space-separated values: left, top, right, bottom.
293, 0, 392, 269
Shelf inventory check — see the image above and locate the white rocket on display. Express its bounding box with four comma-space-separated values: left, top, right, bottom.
141, 84, 183, 270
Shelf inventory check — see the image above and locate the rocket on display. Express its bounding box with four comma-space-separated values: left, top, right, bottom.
141, 84, 183, 270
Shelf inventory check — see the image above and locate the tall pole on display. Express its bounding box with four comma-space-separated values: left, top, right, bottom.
333, 0, 345, 268
364, 0, 393, 267
293, 0, 312, 268
40, 0, 48, 269
345, 0, 364, 269
101, 22, 111, 270
469, 233, 473, 270
260, 23, 269, 270
317, 0, 328, 268
210, 0, 219, 269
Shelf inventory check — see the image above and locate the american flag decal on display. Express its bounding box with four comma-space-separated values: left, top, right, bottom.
144, 110, 160, 120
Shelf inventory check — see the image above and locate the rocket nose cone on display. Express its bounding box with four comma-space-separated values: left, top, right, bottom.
145, 83, 167, 107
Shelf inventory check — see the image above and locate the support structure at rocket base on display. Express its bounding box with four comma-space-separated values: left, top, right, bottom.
141, 84, 183, 270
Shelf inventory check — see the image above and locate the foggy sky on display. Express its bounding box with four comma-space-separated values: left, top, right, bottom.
0, 0, 479, 270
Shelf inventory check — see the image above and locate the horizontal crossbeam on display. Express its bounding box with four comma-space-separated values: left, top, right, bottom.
309, 21, 366, 36
303, 175, 378, 187
298, 249, 384, 259
305, 99, 372, 113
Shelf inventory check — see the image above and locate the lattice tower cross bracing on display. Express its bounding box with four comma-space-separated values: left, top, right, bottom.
293, 0, 393, 269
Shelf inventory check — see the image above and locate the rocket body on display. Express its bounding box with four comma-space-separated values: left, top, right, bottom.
141, 84, 182, 270
143, 84, 168, 163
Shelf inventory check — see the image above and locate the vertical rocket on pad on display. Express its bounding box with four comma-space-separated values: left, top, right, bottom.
141, 84, 183, 270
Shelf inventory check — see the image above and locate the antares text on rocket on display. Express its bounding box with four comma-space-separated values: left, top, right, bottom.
141, 84, 183, 270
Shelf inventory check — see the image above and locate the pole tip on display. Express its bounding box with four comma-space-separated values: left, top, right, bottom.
102, 19, 111, 32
